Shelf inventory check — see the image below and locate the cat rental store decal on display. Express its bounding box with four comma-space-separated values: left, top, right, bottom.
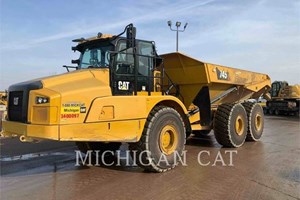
61, 103, 86, 119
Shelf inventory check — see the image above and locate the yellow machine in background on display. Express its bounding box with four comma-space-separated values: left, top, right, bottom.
0, 91, 7, 131
0, 91, 7, 106
265, 81, 300, 115
1, 24, 271, 172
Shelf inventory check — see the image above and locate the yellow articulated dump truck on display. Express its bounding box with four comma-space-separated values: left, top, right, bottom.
1, 24, 271, 172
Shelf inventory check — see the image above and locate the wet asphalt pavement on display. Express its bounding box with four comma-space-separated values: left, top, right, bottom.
0, 115, 299, 200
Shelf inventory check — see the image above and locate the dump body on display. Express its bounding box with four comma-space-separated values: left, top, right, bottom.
161, 52, 271, 109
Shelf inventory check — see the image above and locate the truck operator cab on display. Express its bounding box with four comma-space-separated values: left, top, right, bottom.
71, 24, 163, 96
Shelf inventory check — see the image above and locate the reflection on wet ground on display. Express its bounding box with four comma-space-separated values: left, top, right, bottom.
0, 152, 69, 162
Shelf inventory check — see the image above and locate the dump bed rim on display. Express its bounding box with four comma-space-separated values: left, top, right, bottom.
160, 52, 270, 77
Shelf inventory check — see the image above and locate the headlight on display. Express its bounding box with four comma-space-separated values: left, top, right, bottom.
36, 96, 49, 104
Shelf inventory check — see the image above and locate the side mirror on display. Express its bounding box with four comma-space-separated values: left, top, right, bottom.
71, 59, 80, 65
72, 46, 78, 51
126, 25, 136, 49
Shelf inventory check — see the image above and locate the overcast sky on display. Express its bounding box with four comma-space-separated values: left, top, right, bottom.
0, 0, 299, 90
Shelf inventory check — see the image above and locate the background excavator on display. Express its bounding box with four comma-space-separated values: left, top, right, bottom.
264, 81, 300, 116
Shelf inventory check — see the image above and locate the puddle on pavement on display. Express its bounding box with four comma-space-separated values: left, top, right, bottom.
0, 152, 70, 162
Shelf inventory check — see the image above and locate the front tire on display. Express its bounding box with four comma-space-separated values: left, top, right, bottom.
129, 106, 186, 172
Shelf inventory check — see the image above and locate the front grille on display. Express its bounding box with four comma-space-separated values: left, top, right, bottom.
8, 91, 24, 122
7, 80, 43, 123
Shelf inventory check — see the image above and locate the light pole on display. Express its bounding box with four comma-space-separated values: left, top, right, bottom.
167, 21, 188, 52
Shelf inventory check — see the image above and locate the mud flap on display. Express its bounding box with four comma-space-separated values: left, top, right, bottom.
192, 86, 211, 126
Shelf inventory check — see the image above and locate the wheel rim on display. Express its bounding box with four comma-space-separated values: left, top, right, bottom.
235, 115, 244, 136
255, 114, 262, 131
159, 125, 178, 155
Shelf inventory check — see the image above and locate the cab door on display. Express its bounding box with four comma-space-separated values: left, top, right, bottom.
112, 40, 135, 95
112, 40, 155, 95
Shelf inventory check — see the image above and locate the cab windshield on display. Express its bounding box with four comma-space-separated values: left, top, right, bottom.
80, 44, 113, 69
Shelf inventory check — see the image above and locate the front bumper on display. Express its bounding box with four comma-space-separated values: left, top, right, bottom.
1, 120, 59, 140
1, 119, 146, 142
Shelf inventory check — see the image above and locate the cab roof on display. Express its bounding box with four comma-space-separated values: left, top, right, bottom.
78, 33, 114, 44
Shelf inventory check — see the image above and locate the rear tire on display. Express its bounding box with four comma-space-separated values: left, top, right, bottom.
242, 102, 264, 141
213, 103, 248, 148
129, 106, 186, 172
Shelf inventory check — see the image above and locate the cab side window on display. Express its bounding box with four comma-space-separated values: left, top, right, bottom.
115, 41, 134, 74
138, 41, 153, 76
